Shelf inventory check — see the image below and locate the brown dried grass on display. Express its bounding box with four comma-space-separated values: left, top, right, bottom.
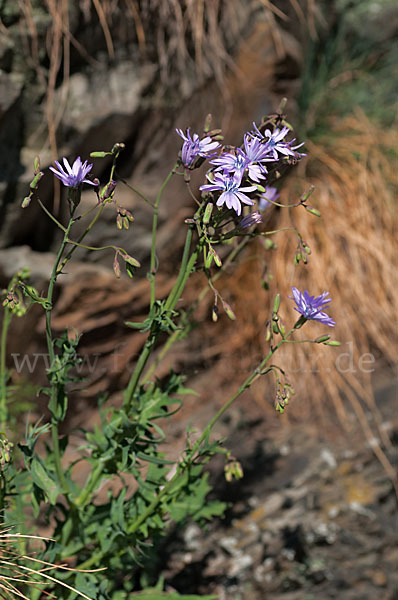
0, 525, 101, 599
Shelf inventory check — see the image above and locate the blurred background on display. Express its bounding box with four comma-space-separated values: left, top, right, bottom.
0, 0, 397, 598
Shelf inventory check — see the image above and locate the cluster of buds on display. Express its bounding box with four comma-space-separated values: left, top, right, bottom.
224, 458, 244, 482
211, 290, 236, 323
22, 156, 44, 208
99, 180, 116, 202
113, 249, 140, 279
294, 237, 311, 265
116, 207, 134, 230
2, 268, 31, 316
275, 378, 295, 413
265, 294, 287, 342
0, 433, 13, 470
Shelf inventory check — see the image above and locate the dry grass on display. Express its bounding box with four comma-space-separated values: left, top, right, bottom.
0, 524, 102, 598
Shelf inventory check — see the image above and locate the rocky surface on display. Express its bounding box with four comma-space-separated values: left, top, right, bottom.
155, 380, 397, 599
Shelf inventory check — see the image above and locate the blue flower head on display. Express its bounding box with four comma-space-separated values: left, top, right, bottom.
49, 157, 96, 188
290, 287, 336, 327
176, 128, 220, 168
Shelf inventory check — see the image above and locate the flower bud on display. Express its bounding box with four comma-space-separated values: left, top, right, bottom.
203, 202, 214, 225
29, 171, 44, 190
123, 254, 140, 268
324, 340, 341, 346
300, 185, 315, 203
33, 155, 41, 174
111, 143, 125, 154
204, 250, 213, 269
224, 460, 243, 482
315, 335, 331, 343
273, 293, 280, 314
100, 180, 116, 201
213, 249, 222, 267
113, 254, 121, 278
22, 196, 32, 208
90, 151, 111, 158
305, 206, 321, 217
222, 300, 236, 321
116, 214, 123, 230
204, 114, 212, 133
212, 305, 219, 322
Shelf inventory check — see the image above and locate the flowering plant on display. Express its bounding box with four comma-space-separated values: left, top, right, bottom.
0, 106, 339, 599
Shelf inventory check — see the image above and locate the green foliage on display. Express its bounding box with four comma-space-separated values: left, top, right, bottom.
298, 0, 397, 135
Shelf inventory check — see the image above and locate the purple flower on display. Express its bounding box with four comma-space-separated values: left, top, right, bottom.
251, 123, 305, 160
200, 171, 257, 216
210, 135, 271, 183
259, 186, 280, 211
240, 211, 263, 229
290, 287, 336, 327
176, 128, 220, 167
49, 156, 96, 188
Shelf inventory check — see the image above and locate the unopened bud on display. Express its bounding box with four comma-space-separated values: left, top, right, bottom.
315, 335, 331, 343
264, 239, 275, 250
100, 180, 116, 201
111, 143, 125, 154
222, 300, 236, 321
272, 322, 279, 334
204, 250, 213, 269
90, 151, 111, 158
33, 155, 41, 174
305, 206, 321, 217
265, 327, 271, 342
300, 185, 315, 203
123, 254, 140, 268
204, 114, 212, 133
203, 202, 214, 225
224, 460, 243, 482
212, 305, 219, 322
213, 249, 222, 267
116, 214, 123, 230
29, 171, 44, 190
324, 340, 341, 346
273, 294, 280, 314
113, 254, 121, 278
22, 196, 32, 208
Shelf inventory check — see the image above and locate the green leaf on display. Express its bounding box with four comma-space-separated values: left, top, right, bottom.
30, 456, 59, 505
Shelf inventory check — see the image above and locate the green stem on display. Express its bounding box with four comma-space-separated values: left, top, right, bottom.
75, 462, 103, 507
149, 165, 178, 307
58, 204, 105, 272
122, 335, 155, 411
0, 308, 12, 427
164, 224, 196, 311
45, 201, 77, 495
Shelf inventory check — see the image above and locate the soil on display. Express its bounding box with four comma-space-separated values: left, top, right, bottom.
153, 377, 397, 600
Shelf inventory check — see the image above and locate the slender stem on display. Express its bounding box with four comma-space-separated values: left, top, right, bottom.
122, 335, 155, 410
149, 165, 178, 307
0, 308, 12, 427
164, 225, 195, 310
45, 201, 77, 495
116, 175, 155, 207
75, 463, 103, 507
59, 204, 106, 272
